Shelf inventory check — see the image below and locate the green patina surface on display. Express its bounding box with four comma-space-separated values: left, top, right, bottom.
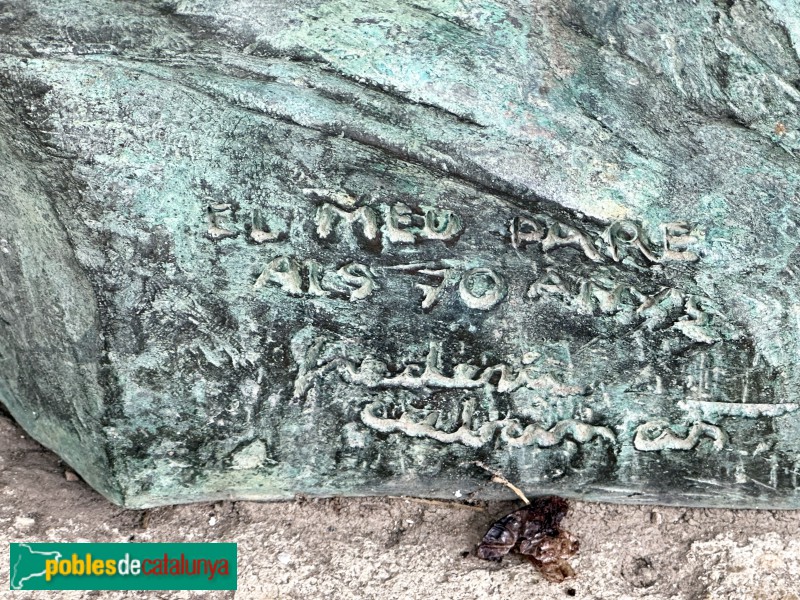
2, 0, 800, 507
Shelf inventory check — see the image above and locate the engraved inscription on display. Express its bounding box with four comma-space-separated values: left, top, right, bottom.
250, 208, 281, 243
206, 203, 237, 239
661, 222, 699, 262
511, 214, 700, 264
458, 267, 507, 310
316, 203, 380, 242
314, 201, 463, 246
527, 270, 724, 343
384, 203, 463, 243
361, 398, 616, 449
204, 203, 284, 242
420, 205, 463, 241
254, 256, 303, 295
198, 183, 784, 491
603, 220, 660, 263
292, 340, 587, 399
254, 256, 377, 301
633, 420, 728, 451
413, 267, 453, 310
201, 194, 707, 337
336, 262, 377, 301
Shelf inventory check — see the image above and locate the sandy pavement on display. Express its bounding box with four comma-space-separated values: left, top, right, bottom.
2, 415, 799, 600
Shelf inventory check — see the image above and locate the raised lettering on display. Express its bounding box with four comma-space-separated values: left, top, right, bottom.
420, 206, 463, 240
336, 262, 377, 301
316, 203, 379, 241
254, 256, 303, 295
661, 221, 699, 262
459, 267, 507, 310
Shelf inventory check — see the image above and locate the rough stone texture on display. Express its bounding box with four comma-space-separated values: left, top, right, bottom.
3, 1, 800, 508
2, 415, 800, 599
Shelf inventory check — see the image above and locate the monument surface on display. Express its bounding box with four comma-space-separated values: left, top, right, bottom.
2, 0, 800, 508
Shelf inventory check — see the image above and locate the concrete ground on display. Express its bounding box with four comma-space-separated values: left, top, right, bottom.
1, 414, 799, 600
